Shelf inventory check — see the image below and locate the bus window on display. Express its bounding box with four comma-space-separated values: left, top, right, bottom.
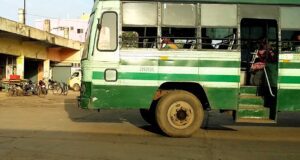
161, 27, 196, 49
282, 31, 300, 52
201, 4, 237, 27
71, 72, 79, 78
201, 28, 237, 50
97, 12, 117, 51
82, 14, 94, 59
162, 3, 196, 27
122, 2, 157, 26
280, 7, 300, 52
122, 27, 157, 48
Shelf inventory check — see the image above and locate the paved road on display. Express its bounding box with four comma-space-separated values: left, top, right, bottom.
0, 92, 299, 160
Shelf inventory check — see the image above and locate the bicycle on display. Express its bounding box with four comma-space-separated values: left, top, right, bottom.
52, 82, 62, 95
48, 79, 57, 90
52, 82, 68, 95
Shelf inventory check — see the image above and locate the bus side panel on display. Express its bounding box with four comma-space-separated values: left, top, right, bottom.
278, 58, 300, 111
278, 89, 300, 111
91, 85, 157, 109
205, 88, 239, 110
88, 54, 159, 109
198, 58, 240, 110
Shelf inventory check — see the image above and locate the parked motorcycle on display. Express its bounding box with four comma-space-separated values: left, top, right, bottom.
37, 80, 48, 97
23, 80, 37, 96
7, 84, 23, 96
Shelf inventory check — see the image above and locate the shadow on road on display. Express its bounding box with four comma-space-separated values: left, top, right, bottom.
202, 111, 237, 131
64, 99, 164, 135
64, 98, 300, 135
64, 99, 141, 123
204, 110, 300, 128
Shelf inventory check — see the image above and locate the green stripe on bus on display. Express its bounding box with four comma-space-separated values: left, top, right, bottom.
120, 59, 239, 67
199, 60, 240, 68
119, 72, 159, 80
279, 76, 300, 83
92, 72, 104, 79
199, 75, 239, 82
280, 62, 300, 69
120, 73, 238, 82
93, 71, 239, 82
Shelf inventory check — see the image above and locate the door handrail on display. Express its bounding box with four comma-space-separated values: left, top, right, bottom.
263, 67, 275, 97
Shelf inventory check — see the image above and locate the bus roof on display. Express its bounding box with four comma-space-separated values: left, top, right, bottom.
98, 0, 300, 5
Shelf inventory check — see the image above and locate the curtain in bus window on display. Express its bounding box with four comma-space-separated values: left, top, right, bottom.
162, 3, 196, 27
122, 2, 157, 26
281, 7, 300, 29
201, 4, 237, 27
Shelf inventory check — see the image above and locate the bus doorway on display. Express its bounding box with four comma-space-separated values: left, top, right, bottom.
238, 18, 278, 122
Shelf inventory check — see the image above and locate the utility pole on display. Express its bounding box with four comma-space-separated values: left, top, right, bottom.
23, 0, 26, 24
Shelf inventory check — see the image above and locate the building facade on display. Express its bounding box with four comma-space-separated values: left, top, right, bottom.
0, 17, 82, 86
35, 13, 89, 42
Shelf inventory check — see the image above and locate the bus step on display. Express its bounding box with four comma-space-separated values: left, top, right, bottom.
236, 118, 276, 123
239, 94, 264, 106
237, 105, 270, 119
240, 86, 257, 95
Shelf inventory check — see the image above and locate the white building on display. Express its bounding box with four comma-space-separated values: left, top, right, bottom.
35, 13, 89, 42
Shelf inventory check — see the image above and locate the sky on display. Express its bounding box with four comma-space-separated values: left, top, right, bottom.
0, 0, 94, 26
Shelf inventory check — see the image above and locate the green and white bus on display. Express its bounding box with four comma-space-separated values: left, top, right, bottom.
79, 0, 300, 137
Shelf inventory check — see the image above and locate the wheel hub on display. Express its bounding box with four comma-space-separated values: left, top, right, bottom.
167, 101, 194, 129
176, 108, 188, 121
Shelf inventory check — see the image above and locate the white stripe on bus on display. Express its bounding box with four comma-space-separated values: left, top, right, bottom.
92, 79, 239, 88
279, 69, 300, 76
279, 83, 300, 90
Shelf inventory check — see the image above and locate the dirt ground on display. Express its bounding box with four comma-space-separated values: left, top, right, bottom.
0, 91, 299, 160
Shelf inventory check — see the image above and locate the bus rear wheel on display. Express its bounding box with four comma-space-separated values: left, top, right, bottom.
155, 90, 204, 137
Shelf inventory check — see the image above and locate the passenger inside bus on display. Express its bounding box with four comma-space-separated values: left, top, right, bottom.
293, 32, 300, 51
250, 38, 277, 85
122, 27, 157, 48
161, 35, 178, 49
161, 28, 196, 49
201, 28, 237, 50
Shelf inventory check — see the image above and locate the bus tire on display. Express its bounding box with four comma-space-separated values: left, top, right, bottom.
155, 90, 203, 137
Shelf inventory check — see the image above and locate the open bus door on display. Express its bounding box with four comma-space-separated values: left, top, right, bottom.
238, 18, 279, 123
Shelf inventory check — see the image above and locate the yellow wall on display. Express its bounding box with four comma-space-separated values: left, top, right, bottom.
0, 37, 47, 59
0, 36, 81, 63
38, 62, 44, 81
0, 37, 23, 56
0, 36, 81, 81
60, 48, 82, 63
47, 48, 63, 62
